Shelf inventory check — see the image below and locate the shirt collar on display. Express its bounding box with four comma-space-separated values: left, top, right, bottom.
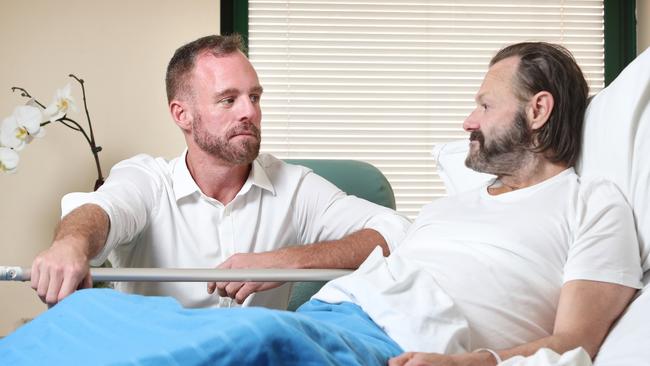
172, 150, 275, 201
248, 157, 275, 195
172, 150, 200, 201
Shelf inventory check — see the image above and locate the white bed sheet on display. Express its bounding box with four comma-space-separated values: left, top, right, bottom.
501, 347, 592, 366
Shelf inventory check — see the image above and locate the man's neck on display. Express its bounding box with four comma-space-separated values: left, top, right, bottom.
489, 156, 569, 195
185, 146, 252, 204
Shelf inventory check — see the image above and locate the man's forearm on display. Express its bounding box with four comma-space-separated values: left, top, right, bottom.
277, 228, 388, 269
478, 280, 637, 365
211, 228, 388, 302
54, 203, 110, 259
428, 332, 601, 366
390, 333, 597, 366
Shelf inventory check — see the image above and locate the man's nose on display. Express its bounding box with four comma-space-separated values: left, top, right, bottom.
237, 98, 258, 121
463, 111, 479, 132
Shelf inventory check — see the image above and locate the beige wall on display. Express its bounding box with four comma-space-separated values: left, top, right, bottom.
640, 0, 650, 53
0, 0, 219, 336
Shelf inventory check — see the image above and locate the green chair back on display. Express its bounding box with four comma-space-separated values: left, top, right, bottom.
284, 159, 396, 311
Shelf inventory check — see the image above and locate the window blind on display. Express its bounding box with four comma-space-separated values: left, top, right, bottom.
248, 0, 604, 218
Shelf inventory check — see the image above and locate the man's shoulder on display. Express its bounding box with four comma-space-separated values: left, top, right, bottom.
112, 153, 176, 174
576, 176, 627, 205
104, 153, 181, 190
565, 176, 632, 235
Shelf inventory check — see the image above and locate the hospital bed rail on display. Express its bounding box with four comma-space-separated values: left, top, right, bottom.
0, 266, 353, 283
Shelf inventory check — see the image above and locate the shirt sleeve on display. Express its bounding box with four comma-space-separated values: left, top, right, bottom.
563, 178, 643, 289
60, 155, 164, 266
292, 170, 411, 252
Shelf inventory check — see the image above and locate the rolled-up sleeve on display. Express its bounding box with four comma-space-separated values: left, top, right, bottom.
61, 155, 163, 266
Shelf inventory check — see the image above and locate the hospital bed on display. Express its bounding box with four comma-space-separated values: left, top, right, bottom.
2, 47, 650, 365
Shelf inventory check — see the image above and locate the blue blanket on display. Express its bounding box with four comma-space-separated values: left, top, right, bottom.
0, 289, 402, 365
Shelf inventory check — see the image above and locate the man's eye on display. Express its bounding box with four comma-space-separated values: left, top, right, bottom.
481, 104, 488, 111
250, 95, 260, 103
220, 98, 235, 106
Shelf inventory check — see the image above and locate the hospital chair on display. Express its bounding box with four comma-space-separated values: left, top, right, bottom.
284, 159, 397, 310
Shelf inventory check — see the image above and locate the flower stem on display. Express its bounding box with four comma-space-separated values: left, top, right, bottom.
11, 80, 105, 189
69, 74, 104, 189
59, 118, 88, 139
10, 87, 46, 108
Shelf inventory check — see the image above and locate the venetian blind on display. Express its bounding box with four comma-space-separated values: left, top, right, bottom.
248, 0, 604, 218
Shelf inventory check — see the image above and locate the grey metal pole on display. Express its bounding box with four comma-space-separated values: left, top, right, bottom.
0, 266, 352, 282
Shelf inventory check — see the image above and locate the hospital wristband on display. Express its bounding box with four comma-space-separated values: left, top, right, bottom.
473, 348, 502, 365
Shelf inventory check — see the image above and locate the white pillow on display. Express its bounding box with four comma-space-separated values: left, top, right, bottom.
576, 47, 650, 272
431, 140, 494, 195
578, 48, 650, 366
434, 47, 650, 272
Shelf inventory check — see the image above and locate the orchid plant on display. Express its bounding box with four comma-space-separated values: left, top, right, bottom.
1, 75, 104, 189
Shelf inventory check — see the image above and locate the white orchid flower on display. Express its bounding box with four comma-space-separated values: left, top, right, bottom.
14, 105, 45, 137
0, 105, 45, 150
1, 116, 27, 150
44, 83, 77, 122
0, 147, 19, 174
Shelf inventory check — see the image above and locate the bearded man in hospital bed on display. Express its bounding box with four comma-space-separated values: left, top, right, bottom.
322, 41, 641, 365
378, 42, 642, 365
0, 41, 642, 366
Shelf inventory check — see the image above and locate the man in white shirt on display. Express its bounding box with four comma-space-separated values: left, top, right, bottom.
29, 34, 411, 309
8, 41, 641, 366
374, 42, 642, 365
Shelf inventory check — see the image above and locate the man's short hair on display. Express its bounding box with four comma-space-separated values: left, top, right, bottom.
490, 42, 589, 167
165, 34, 246, 103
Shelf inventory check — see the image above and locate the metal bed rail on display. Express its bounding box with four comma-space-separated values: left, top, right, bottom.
0, 266, 353, 283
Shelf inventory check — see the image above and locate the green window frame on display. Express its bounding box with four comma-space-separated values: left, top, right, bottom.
220, 0, 249, 54
604, 0, 637, 85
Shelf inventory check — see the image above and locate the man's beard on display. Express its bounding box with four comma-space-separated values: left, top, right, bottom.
192, 115, 261, 165
465, 108, 534, 176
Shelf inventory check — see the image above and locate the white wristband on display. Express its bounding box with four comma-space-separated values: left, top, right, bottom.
473, 348, 502, 365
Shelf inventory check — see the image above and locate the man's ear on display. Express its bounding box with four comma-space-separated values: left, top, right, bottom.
169, 100, 192, 131
526, 91, 554, 131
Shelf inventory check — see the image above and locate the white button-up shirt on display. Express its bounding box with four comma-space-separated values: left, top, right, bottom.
62, 152, 410, 309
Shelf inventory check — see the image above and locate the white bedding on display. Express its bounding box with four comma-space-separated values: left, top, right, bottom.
501, 348, 592, 366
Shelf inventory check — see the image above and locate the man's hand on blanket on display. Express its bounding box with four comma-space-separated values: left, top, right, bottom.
31, 237, 93, 306
208, 252, 286, 304
388, 351, 497, 366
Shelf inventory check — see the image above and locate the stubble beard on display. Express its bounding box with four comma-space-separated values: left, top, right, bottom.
192, 114, 261, 165
465, 108, 535, 176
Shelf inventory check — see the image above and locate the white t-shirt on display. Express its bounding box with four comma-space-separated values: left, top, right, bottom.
314, 168, 642, 353
61, 152, 410, 309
